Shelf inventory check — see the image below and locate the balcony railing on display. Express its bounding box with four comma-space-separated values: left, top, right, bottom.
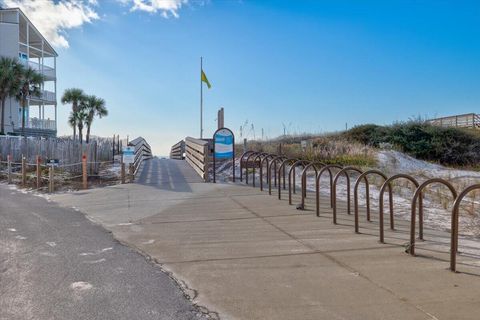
28, 118, 56, 130
40, 90, 56, 103
20, 60, 56, 79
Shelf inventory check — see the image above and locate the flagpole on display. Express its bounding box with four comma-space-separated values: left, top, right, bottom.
200, 56, 203, 139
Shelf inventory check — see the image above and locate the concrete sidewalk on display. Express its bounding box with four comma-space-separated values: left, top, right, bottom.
51, 158, 480, 319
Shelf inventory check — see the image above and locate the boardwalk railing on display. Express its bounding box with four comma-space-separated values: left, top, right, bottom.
185, 136, 209, 181
238, 150, 480, 273
128, 137, 153, 176
428, 113, 480, 129
170, 140, 185, 160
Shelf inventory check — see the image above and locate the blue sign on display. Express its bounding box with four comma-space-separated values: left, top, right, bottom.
214, 128, 234, 159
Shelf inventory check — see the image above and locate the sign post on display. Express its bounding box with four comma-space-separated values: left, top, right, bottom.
213, 127, 235, 183
122, 146, 135, 165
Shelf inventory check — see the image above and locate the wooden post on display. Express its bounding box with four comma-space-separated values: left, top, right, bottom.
112, 134, 116, 158
49, 166, 54, 193
82, 154, 88, 189
36, 155, 41, 189
21, 156, 26, 187
121, 162, 126, 184
7, 154, 12, 184
129, 163, 134, 182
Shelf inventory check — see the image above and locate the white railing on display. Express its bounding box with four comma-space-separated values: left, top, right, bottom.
20, 60, 56, 79
40, 90, 56, 103
28, 118, 56, 130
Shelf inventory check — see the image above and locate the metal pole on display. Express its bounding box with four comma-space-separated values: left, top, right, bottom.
213, 141, 216, 183
232, 136, 235, 182
200, 57, 203, 139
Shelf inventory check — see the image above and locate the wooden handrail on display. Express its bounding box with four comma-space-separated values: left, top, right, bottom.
170, 140, 185, 160
185, 136, 209, 181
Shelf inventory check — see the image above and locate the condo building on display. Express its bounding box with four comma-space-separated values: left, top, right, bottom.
0, 7, 57, 137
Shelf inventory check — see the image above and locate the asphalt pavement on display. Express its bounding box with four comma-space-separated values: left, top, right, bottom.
0, 183, 209, 320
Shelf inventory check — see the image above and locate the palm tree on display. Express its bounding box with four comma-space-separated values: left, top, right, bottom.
17, 67, 43, 132
68, 110, 87, 144
83, 95, 108, 143
0, 57, 23, 135
61, 88, 85, 140
68, 112, 76, 132
77, 110, 88, 144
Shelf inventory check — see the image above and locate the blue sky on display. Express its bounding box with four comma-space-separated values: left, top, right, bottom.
6, 0, 480, 154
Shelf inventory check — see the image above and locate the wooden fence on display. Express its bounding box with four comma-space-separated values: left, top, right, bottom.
0, 136, 114, 173
185, 137, 209, 181
428, 113, 480, 129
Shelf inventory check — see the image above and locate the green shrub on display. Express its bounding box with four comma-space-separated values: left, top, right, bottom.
342, 121, 480, 167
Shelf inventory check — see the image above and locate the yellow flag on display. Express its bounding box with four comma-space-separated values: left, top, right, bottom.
201, 70, 211, 89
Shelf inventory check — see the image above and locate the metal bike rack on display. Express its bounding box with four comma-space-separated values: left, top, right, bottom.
315, 165, 343, 217
409, 178, 457, 256
332, 167, 366, 224
300, 162, 326, 209
251, 153, 270, 188
288, 160, 310, 205
450, 184, 480, 272
378, 174, 420, 243
245, 151, 261, 185
259, 154, 275, 191
353, 170, 393, 234
239, 150, 256, 182
277, 158, 298, 199
268, 156, 286, 195
237, 149, 480, 275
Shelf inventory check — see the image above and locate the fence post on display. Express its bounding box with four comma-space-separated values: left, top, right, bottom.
7, 154, 12, 184
121, 162, 126, 184
36, 155, 41, 189
129, 163, 134, 182
82, 154, 88, 189
49, 166, 54, 193
21, 156, 26, 187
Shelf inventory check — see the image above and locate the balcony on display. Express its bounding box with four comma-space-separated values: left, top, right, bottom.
20, 59, 56, 80
13, 118, 56, 138
29, 118, 56, 130
28, 90, 56, 105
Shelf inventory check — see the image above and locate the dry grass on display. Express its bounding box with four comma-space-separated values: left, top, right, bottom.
240, 136, 376, 167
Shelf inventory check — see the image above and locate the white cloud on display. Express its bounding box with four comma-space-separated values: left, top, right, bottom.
120, 0, 188, 18
1, 0, 99, 48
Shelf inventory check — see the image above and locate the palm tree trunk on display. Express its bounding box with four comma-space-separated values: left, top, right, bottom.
78, 124, 83, 144
72, 102, 77, 141
73, 124, 76, 141
0, 97, 5, 134
86, 123, 91, 144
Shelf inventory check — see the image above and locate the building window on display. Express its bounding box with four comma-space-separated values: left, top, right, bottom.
19, 52, 28, 60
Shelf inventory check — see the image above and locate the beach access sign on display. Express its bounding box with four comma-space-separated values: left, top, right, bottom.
214, 128, 234, 159
123, 146, 135, 164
